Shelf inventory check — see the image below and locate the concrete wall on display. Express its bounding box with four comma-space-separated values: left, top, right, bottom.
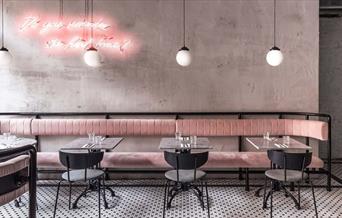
0, 0, 319, 113
320, 15, 342, 158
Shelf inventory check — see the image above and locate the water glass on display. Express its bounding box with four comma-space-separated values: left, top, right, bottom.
88, 132, 95, 143
175, 132, 182, 141
263, 132, 270, 140
190, 136, 197, 145
94, 136, 103, 145
283, 136, 290, 145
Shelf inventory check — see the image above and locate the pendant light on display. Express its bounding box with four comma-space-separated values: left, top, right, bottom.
83, 0, 101, 67
0, 0, 11, 67
176, 0, 191, 67
266, 0, 283, 67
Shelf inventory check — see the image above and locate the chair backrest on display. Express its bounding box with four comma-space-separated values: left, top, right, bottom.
59, 150, 104, 170
267, 150, 312, 171
164, 151, 208, 170
0, 155, 30, 206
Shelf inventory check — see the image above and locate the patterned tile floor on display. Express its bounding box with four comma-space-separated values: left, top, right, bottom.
1, 164, 342, 218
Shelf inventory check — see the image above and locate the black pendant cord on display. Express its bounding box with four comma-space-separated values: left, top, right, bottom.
83, 0, 89, 44
273, 0, 276, 47
1, 0, 4, 48
90, 0, 94, 48
59, 0, 64, 20
183, 0, 186, 48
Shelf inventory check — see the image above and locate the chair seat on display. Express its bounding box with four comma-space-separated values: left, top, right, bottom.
265, 169, 308, 182
165, 169, 206, 183
62, 169, 104, 182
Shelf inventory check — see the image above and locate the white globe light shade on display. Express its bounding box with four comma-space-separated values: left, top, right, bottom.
176, 47, 192, 67
266, 47, 283, 67
83, 47, 101, 67
0, 47, 12, 67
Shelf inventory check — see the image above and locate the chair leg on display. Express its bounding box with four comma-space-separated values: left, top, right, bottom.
270, 181, 273, 218
200, 181, 205, 211
53, 180, 62, 218
311, 181, 318, 218
262, 176, 268, 209
245, 168, 250, 191
102, 177, 109, 209
297, 182, 301, 210
205, 181, 210, 218
163, 181, 168, 218
68, 182, 72, 210
98, 179, 101, 218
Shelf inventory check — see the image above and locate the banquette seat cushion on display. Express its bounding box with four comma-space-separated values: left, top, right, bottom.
37, 151, 324, 170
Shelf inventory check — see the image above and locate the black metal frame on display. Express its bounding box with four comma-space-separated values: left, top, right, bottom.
163, 150, 210, 218
262, 150, 318, 218
0, 111, 335, 191
0, 144, 37, 218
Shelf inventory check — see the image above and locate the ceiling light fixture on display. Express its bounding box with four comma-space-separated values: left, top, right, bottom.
176, 0, 191, 67
0, 0, 11, 67
83, 0, 101, 67
266, 0, 283, 67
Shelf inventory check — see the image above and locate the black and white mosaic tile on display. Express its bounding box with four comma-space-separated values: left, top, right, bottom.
1, 164, 342, 218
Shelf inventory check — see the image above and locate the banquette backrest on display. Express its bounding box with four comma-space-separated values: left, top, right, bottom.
0, 118, 329, 141
176, 119, 328, 141
30, 119, 176, 136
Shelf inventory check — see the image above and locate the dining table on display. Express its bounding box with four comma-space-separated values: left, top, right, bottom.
246, 136, 312, 199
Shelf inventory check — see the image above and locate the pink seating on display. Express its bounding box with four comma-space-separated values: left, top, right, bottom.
38, 151, 324, 170
31, 119, 176, 136
0, 119, 32, 136
0, 117, 328, 171
176, 119, 328, 140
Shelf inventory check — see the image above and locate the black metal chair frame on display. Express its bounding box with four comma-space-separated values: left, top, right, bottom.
53, 150, 112, 218
262, 150, 318, 218
0, 144, 37, 218
163, 150, 210, 218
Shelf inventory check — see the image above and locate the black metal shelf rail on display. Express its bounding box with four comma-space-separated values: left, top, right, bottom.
0, 144, 37, 218
0, 111, 337, 191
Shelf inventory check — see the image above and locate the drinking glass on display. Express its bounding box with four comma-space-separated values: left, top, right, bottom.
175, 132, 182, 141
190, 136, 197, 145
88, 132, 95, 143
94, 136, 102, 145
283, 136, 290, 145
263, 132, 270, 140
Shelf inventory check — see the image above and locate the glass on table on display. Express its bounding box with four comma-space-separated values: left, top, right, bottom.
87, 132, 95, 143
94, 136, 104, 145
190, 136, 197, 146
175, 132, 182, 141
282, 136, 290, 145
263, 132, 270, 140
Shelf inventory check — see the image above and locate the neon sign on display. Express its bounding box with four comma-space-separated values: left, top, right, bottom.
17, 14, 138, 57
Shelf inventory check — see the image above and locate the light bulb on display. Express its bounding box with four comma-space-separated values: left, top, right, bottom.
176, 46, 192, 67
0, 47, 12, 67
83, 47, 101, 67
266, 46, 283, 67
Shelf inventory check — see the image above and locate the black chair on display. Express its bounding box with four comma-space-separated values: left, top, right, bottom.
53, 150, 107, 218
262, 150, 318, 218
163, 150, 210, 218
